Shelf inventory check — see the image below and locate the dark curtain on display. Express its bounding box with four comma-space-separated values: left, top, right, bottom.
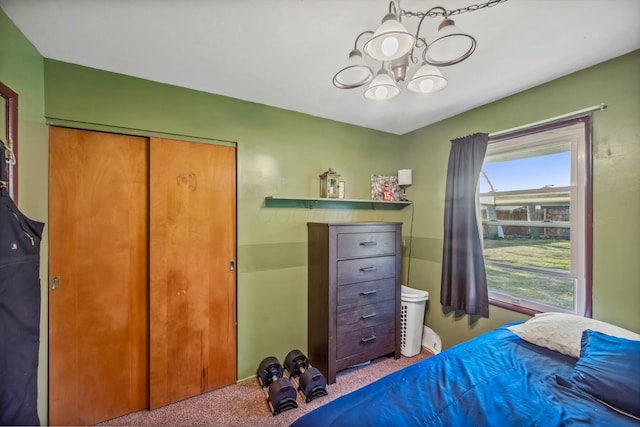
440, 133, 490, 317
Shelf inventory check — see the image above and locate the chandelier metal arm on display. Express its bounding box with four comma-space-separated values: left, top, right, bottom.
388, 1, 399, 18
408, 38, 427, 65
353, 30, 374, 51
414, 6, 448, 36
408, 6, 448, 63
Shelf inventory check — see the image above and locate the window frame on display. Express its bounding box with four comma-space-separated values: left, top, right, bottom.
481, 116, 593, 317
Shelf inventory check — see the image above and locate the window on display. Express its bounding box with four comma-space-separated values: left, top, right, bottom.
479, 118, 592, 316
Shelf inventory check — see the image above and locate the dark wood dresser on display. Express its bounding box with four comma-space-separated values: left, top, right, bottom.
307, 222, 402, 384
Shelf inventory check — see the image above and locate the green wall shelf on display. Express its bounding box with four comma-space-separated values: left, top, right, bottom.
264, 196, 411, 210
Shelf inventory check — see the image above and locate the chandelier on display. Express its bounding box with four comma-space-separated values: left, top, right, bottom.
332, 0, 507, 100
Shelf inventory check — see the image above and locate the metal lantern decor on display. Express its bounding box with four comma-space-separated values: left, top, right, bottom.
319, 168, 341, 198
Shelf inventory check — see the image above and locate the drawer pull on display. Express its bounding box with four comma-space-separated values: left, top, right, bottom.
361, 290, 377, 296
360, 266, 377, 272
360, 241, 377, 246
361, 313, 377, 319
361, 335, 377, 343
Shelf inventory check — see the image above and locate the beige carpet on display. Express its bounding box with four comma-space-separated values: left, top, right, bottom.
97, 349, 432, 427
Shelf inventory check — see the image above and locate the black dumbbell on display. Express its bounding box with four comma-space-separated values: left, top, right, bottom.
257, 356, 298, 416
284, 349, 328, 403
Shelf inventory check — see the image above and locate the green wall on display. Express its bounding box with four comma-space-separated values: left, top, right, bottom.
400, 50, 640, 347
43, 60, 413, 385
0, 9, 48, 422
3, 5, 640, 422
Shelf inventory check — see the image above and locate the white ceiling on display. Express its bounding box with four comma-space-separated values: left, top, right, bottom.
2, 0, 639, 135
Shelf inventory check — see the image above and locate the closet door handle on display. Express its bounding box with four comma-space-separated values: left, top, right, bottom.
361, 290, 377, 296
360, 266, 377, 272
361, 313, 377, 319
361, 335, 377, 343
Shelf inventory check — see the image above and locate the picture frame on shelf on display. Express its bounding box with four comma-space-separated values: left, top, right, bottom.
370, 175, 401, 201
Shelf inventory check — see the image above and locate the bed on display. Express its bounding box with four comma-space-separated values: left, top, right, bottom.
291, 313, 640, 427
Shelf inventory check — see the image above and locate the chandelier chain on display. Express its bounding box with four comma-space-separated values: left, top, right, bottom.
400, 0, 507, 19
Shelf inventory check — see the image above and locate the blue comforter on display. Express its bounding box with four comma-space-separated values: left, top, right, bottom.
291, 324, 637, 427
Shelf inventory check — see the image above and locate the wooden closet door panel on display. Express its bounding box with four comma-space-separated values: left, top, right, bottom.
48, 127, 148, 426
149, 138, 236, 409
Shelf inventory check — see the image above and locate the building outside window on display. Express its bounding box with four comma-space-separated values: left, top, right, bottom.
479, 118, 592, 316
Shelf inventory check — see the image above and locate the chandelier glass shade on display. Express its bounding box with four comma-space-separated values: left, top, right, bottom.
363, 13, 416, 61
332, 0, 502, 100
406, 63, 447, 94
364, 68, 401, 100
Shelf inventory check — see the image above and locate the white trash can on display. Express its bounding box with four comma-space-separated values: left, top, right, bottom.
400, 285, 429, 357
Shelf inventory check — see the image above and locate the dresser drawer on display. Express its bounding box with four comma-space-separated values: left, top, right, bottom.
337, 232, 397, 259
337, 256, 396, 285
337, 300, 395, 333
337, 278, 395, 309
336, 322, 395, 360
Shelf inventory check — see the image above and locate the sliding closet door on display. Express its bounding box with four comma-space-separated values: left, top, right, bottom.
48, 127, 148, 426
149, 138, 236, 409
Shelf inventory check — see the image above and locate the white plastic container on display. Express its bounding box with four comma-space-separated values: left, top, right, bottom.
400, 285, 430, 357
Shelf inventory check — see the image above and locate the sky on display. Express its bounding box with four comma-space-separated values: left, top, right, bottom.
479, 152, 570, 193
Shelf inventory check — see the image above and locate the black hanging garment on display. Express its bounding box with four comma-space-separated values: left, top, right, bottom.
0, 149, 44, 426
